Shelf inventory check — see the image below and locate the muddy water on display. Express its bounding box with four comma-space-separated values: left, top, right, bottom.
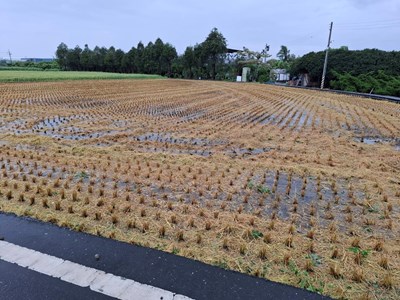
226, 147, 272, 157
354, 136, 400, 151
295, 111, 308, 130
135, 132, 226, 147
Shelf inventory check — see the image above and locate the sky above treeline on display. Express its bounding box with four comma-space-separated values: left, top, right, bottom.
1, 0, 399, 60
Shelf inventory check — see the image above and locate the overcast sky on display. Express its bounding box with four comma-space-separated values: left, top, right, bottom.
1, 0, 399, 60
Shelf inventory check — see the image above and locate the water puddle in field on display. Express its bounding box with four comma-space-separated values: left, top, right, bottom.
260, 114, 277, 125
112, 120, 129, 128
134, 145, 212, 157
179, 111, 206, 122
252, 112, 270, 124
306, 112, 314, 127
295, 111, 308, 130
33, 115, 90, 130
135, 132, 226, 147
27, 115, 129, 141
275, 116, 287, 127
288, 111, 301, 128
132, 136, 270, 157
0, 118, 30, 133
354, 136, 400, 150
15, 144, 47, 151
226, 147, 272, 157
245, 171, 358, 226
34, 126, 122, 141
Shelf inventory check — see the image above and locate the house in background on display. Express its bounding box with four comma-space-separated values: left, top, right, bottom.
270, 69, 290, 82
21, 58, 54, 63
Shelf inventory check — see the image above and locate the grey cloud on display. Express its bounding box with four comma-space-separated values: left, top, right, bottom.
0, 0, 399, 59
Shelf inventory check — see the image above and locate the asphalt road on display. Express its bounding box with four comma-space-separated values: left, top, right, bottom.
0, 259, 112, 300
0, 212, 330, 300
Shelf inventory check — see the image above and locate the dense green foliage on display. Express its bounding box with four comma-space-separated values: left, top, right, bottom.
52, 28, 289, 81
0, 70, 162, 82
290, 48, 400, 95
55, 28, 228, 79
51, 29, 400, 95
276, 45, 295, 62
0, 60, 59, 71
56, 39, 177, 76
330, 71, 400, 96
54, 28, 278, 81
173, 29, 227, 80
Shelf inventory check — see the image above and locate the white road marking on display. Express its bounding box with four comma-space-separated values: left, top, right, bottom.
0, 240, 193, 300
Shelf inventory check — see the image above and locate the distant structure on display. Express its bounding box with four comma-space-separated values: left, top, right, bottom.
226, 48, 251, 82
289, 73, 310, 87
270, 69, 290, 82
242, 67, 251, 82
21, 58, 54, 63
226, 48, 240, 61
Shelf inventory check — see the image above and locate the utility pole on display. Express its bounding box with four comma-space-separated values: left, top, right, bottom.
321, 22, 333, 89
8, 50, 12, 64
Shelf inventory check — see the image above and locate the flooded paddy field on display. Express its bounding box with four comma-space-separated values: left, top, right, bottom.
0, 79, 399, 299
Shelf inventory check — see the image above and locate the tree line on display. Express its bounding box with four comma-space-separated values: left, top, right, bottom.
56, 28, 231, 79
55, 28, 293, 82
289, 47, 400, 95
54, 27, 400, 96
56, 38, 177, 76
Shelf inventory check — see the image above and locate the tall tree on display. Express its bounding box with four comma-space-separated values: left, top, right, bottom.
104, 46, 117, 72
66, 45, 82, 70
125, 47, 137, 73
201, 28, 227, 79
143, 42, 157, 74
153, 38, 165, 74
115, 49, 125, 72
121, 51, 132, 73
183, 46, 195, 78
80, 44, 92, 71
91, 46, 106, 71
277, 45, 290, 62
193, 43, 206, 79
135, 42, 145, 73
55, 42, 69, 70
161, 43, 177, 76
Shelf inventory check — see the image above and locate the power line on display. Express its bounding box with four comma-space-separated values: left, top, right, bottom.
335, 26, 400, 32
335, 18, 400, 25
285, 31, 323, 45
335, 19, 400, 30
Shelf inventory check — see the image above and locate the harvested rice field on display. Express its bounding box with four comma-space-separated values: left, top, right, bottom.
0, 79, 399, 299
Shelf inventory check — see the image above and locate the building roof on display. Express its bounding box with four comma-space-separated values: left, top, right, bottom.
271, 68, 288, 74
226, 48, 240, 53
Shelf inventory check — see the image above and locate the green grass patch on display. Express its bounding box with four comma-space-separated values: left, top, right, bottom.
246, 180, 271, 194
348, 247, 370, 257
251, 230, 263, 239
75, 171, 90, 179
0, 70, 163, 82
